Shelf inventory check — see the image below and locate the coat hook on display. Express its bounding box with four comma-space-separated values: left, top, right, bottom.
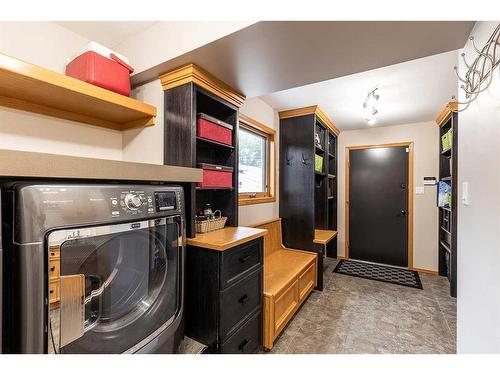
302, 153, 311, 165
453, 23, 500, 112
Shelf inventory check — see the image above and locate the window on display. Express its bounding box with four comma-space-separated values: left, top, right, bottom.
238, 114, 276, 206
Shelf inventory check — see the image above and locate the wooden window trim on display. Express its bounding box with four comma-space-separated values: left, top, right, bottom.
238, 113, 276, 206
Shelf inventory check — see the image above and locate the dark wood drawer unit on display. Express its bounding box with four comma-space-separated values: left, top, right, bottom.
220, 240, 262, 288
220, 270, 262, 340
219, 312, 261, 354
185, 237, 263, 353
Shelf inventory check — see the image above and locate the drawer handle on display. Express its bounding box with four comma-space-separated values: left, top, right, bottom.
239, 255, 251, 263
49, 289, 54, 294
238, 294, 248, 304
238, 339, 249, 352
50, 266, 56, 272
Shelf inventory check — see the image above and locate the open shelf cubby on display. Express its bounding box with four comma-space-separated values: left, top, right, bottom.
437, 104, 458, 297
163, 81, 241, 237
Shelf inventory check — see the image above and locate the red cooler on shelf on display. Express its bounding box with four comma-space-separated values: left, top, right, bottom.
196, 113, 233, 146
197, 163, 234, 189
65, 42, 134, 96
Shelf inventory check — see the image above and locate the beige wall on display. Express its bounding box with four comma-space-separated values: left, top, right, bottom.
122, 79, 164, 164
338, 121, 439, 271
238, 97, 280, 226
456, 21, 500, 353
0, 22, 123, 160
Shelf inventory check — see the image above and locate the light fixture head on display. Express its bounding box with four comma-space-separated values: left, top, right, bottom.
363, 87, 380, 125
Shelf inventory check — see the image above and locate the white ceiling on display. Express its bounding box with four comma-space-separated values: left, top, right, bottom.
261, 50, 459, 130
56, 21, 157, 48
131, 21, 473, 96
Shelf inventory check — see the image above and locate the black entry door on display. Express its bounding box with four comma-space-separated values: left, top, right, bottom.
349, 146, 408, 267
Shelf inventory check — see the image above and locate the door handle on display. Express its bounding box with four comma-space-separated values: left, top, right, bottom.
59, 274, 85, 347
238, 339, 249, 352
238, 294, 249, 304
84, 275, 103, 333
400, 210, 407, 216
239, 255, 251, 263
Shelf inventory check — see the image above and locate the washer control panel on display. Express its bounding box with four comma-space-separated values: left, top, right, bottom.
154, 191, 178, 212
107, 187, 180, 218
124, 193, 144, 210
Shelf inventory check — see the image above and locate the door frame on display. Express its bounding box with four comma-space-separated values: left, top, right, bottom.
345, 142, 414, 268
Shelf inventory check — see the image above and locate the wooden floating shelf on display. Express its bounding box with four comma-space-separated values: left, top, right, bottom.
0, 52, 157, 131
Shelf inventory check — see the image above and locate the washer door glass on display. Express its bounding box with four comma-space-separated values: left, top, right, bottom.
48, 216, 181, 354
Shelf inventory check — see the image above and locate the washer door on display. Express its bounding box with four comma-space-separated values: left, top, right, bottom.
48, 216, 181, 354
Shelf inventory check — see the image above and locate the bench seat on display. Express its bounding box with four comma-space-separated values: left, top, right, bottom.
264, 249, 316, 296
253, 218, 317, 350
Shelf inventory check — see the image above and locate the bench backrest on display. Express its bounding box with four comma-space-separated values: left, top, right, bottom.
253, 218, 283, 257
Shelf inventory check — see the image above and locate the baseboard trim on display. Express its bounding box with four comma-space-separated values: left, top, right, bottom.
410, 267, 438, 275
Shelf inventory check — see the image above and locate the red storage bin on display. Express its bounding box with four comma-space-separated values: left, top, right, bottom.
197, 163, 234, 189
65, 51, 134, 96
197, 113, 233, 146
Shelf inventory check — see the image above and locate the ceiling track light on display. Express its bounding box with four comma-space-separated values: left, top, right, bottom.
453, 23, 500, 112
363, 88, 379, 125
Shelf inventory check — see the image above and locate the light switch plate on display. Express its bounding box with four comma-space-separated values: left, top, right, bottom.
462, 181, 470, 205
415, 186, 425, 195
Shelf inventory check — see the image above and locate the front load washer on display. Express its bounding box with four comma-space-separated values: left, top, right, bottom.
1, 183, 185, 354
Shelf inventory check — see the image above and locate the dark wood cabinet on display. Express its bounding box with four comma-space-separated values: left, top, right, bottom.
278, 107, 339, 290
185, 238, 263, 353
160, 65, 245, 238
437, 103, 458, 298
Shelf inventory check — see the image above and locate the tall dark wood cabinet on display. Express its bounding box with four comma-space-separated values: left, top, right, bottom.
278, 106, 340, 290
160, 64, 246, 238
436, 102, 458, 298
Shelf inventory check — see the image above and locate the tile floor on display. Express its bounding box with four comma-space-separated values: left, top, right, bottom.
268, 258, 457, 354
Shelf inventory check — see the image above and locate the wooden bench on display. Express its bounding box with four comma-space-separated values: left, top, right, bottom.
253, 218, 317, 350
